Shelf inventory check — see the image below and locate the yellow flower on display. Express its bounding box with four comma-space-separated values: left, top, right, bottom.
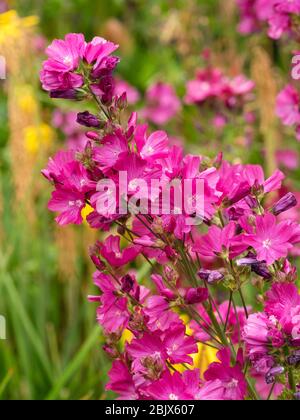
17, 85, 38, 115
120, 329, 134, 348
24, 124, 54, 155
0, 10, 39, 45
81, 204, 94, 223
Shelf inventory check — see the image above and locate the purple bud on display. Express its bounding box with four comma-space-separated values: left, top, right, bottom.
295, 392, 300, 401
121, 275, 135, 294
251, 262, 272, 280
185, 287, 209, 305
237, 253, 272, 280
244, 195, 258, 209
77, 111, 101, 128
272, 193, 297, 216
228, 182, 251, 205
287, 351, 300, 366
50, 89, 82, 100
198, 269, 224, 284
265, 366, 285, 384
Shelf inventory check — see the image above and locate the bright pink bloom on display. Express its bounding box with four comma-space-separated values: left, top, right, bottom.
84, 37, 118, 66
135, 126, 169, 161
242, 213, 297, 265
92, 272, 130, 333
203, 349, 247, 401
143, 296, 181, 332
48, 188, 85, 225
93, 131, 128, 172
243, 313, 270, 357
193, 222, 247, 259
106, 360, 138, 400
163, 324, 198, 365
265, 283, 300, 338
100, 235, 141, 267
146, 370, 196, 400
44, 33, 85, 72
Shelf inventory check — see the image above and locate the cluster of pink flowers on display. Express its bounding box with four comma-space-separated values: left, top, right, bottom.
41, 33, 300, 400
276, 84, 300, 141
237, 0, 300, 39
185, 64, 255, 130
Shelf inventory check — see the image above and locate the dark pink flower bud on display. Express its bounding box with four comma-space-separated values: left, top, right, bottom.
50, 89, 83, 100
121, 275, 135, 293
77, 111, 101, 128
184, 287, 209, 305
272, 193, 297, 216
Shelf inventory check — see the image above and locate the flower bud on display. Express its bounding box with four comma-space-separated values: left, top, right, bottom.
121, 274, 135, 294
287, 350, 300, 366
265, 366, 285, 385
184, 287, 209, 305
272, 193, 297, 216
50, 89, 84, 100
77, 111, 101, 128
198, 269, 224, 284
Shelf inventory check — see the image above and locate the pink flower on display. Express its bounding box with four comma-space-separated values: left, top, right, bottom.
91, 272, 130, 333
44, 33, 85, 72
48, 188, 85, 225
265, 283, 300, 334
193, 222, 247, 259
145, 370, 196, 400
242, 213, 296, 265
42, 150, 75, 182
100, 235, 141, 267
243, 313, 270, 357
142, 82, 181, 125
93, 131, 128, 173
84, 37, 118, 67
106, 360, 138, 400
143, 296, 181, 332
203, 349, 247, 401
276, 85, 300, 127
41, 34, 119, 99
135, 126, 169, 161
163, 324, 198, 365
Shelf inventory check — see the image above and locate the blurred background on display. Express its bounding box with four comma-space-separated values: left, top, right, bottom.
0, 0, 299, 400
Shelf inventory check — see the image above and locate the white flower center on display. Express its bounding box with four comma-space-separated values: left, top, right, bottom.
63, 56, 73, 65
169, 393, 179, 400
262, 239, 272, 249
226, 379, 238, 389
69, 200, 83, 208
